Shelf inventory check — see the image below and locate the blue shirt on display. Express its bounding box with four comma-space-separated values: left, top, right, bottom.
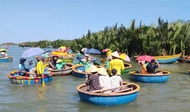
18, 64, 27, 72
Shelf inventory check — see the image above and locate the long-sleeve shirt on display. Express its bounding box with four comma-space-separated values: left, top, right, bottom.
36, 60, 44, 75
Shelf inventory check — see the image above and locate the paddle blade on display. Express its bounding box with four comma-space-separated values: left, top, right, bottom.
42, 79, 46, 87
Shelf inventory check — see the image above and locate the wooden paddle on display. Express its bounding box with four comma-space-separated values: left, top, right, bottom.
91, 83, 134, 93
42, 74, 45, 87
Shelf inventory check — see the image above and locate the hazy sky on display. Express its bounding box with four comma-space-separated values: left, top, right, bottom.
0, 0, 189, 43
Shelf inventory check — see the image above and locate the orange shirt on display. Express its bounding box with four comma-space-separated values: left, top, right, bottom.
141, 64, 148, 74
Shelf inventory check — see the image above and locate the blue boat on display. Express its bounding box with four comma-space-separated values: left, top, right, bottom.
72, 65, 91, 78
130, 70, 170, 83
77, 82, 140, 106
154, 53, 181, 64
7, 71, 53, 85
0, 56, 13, 62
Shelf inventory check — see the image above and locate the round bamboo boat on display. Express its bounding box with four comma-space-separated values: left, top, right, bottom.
77, 82, 140, 106
130, 70, 170, 83
7, 71, 53, 85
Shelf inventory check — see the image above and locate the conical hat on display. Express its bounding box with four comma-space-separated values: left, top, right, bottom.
111, 51, 120, 58
56, 59, 62, 63
86, 65, 98, 73
98, 67, 108, 76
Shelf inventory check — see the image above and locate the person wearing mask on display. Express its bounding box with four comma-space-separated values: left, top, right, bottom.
108, 51, 124, 75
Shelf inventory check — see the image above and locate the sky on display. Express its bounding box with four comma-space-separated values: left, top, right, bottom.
0, 0, 189, 43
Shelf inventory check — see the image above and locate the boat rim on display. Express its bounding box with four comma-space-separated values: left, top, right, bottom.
76, 82, 140, 96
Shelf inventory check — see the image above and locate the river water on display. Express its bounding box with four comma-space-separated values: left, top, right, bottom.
0, 46, 190, 112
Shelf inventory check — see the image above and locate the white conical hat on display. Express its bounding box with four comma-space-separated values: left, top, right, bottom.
56, 59, 62, 63
111, 51, 120, 58
98, 67, 108, 76
86, 65, 98, 73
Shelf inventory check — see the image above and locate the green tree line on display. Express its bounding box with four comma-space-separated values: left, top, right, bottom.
19, 18, 190, 57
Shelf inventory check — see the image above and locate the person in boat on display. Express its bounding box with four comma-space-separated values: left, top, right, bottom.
42, 52, 50, 61
18, 58, 29, 76
27, 60, 36, 77
138, 61, 148, 74
98, 67, 112, 93
106, 49, 112, 60
76, 50, 83, 64
83, 54, 94, 71
28, 60, 34, 72
146, 59, 162, 74
108, 51, 124, 75
56, 59, 66, 70
0, 52, 7, 58
104, 57, 111, 69
110, 69, 123, 92
34, 56, 51, 77
49, 56, 59, 69
85, 65, 101, 92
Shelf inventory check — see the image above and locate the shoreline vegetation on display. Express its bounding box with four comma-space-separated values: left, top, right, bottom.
2, 18, 190, 57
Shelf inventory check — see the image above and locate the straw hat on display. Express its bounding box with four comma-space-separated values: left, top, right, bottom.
86, 65, 98, 73
98, 67, 108, 76
56, 59, 62, 63
111, 51, 120, 58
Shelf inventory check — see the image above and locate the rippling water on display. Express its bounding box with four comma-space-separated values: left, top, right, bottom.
0, 46, 190, 112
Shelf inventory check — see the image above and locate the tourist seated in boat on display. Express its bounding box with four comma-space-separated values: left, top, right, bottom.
0, 52, 7, 58
49, 56, 59, 69
104, 57, 111, 69
28, 60, 34, 72
41, 51, 50, 61
98, 67, 112, 93
18, 58, 29, 76
56, 59, 66, 70
110, 69, 123, 92
85, 65, 101, 92
76, 50, 83, 64
27, 60, 36, 77
83, 54, 94, 71
106, 49, 112, 60
146, 59, 162, 74
138, 61, 148, 74
108, 51, 124, 75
